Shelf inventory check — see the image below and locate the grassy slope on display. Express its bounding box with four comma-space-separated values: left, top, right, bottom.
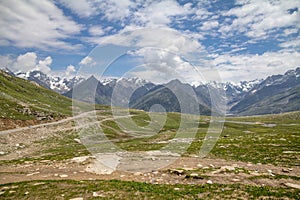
0, 70, 72, 121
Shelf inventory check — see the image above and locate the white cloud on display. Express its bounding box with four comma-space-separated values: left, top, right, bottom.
0, 55, 14, 69
200, 20, 219, 31
79, 56, 96, 66
132, 0, 193, 27
88, 26, 105, 36
13, 52, 38, 72
89, 28, 204, 58
213, 50, 300, 82
36, 56, 52, 73
58, 0, 96, 18
5, 52, 53, 74
65, 65, 76, 77
220, 0, 300, 39
123, 48, 207, 84
0, 0, 82, 50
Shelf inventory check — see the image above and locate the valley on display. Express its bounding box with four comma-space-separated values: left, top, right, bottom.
0, 69, 299, 199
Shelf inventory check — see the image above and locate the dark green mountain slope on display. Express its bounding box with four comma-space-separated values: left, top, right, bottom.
130, 79, 211, 115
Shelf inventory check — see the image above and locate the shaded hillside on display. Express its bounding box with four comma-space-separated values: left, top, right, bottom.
230, 67, 300, 115
130, 79, 212, 115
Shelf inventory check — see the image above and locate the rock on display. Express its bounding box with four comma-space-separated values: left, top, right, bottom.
74, 138, 81, 144
170, 169, 184, 175
0, 151, 5, 155
26, 172, 40, 176
92, 192, 103, 197
186, 173, 203, 179
284, 183, 300, 190
24, 191, 29, 195
134, 172, 143, 176
197, 164, 203, 168
232, 178, 240, 182
69, 198, 83, 200
206, 180, 213, 184
59, 174, 68, 178
174, 188, 180, 191
71, 156, 91, 164
221, 166, 235, 171
209, 164, 215, 168
182, 167, 194, 171
267, 169, 272, 173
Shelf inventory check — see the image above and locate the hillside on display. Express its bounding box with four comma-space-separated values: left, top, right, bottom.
0, 70, 72, 130
230, 67, 300, 115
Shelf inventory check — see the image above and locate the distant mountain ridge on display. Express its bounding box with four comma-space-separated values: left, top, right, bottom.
2, 66, 300, 116
2, 68, 85, 94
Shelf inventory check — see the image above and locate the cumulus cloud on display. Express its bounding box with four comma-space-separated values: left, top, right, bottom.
65, 65, 76, 77
0, 0, 82, 50
7, 52, 52, 73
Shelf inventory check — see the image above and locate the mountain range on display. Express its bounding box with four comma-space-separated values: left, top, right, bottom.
2, 67, 300, 116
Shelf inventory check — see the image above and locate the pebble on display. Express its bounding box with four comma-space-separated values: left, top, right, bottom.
74, 138, 81, 144
0, 151, 5, 155
59, 174, 68, 178
170, 169, 184, 175
206, 180, 213, 184
134, 172, 142, 176
26, 172, 40, 176
92, 192, 103, 197
232, 178, 240, 182
197, 164, 203, 168
221, 166, 235, 171
174, 188, 180, 191
69, 198, 83, 200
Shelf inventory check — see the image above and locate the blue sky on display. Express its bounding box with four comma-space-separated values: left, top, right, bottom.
0, 0, 299, 82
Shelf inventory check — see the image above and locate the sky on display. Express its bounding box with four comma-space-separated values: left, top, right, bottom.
0, 0, 299, 83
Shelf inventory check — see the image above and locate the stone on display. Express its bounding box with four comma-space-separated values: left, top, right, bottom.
170, 169, 184, 175
206, 180, 213, 184
0, 151, 5, 155
59, 174, 68, 178
197, 164, 203, 168
71, 156, 91, 163
134, 172, 143, 176
221, 166, 235, 171
69, 198, 84, 200
232, 178, 240, 182
186, 173, 203, 179
284, 183, 300, 190
74, 138, 81, 144
174, 188, 180, 191
92, 192, 103, 197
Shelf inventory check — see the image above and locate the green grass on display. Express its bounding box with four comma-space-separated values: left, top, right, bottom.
0, 71, 72, 120
210, 122, 300, 166
0, 180, 299, 200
